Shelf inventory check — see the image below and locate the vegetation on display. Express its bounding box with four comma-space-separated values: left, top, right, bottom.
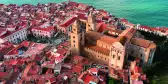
27, 34, 51, 43
42, 67, 48, 74
139, 31, 168, 84
108, 77, 120, 84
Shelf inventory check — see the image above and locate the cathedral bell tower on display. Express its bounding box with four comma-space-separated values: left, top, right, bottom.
70, 19, 85, 55
86, 10, 96, 32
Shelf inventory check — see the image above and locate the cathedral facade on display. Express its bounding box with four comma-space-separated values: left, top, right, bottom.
70, 11, 156, 71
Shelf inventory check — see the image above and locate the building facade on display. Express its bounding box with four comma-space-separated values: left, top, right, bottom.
70, 11, 156, 77
0, 28, 28, 44
31, 26, 55, 38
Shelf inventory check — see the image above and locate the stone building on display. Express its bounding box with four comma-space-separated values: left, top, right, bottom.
70, 11, 156, 74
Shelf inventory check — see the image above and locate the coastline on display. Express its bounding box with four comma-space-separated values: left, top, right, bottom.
0, 0, 167, 28
0, 1, 167, 84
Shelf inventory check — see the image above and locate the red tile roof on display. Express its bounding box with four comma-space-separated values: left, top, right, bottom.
0, 72, 9, 79
131, 38, 151, 48
0, 41, 14, 56
0, 28, 7, 36
120, 18, 128, 23
72, 65, 83, 74
75, 12, 87, 20
21, 40, 30, 47
83, 74, 93, 83
60, 16, 77, 28
28, 65, 39, 76
141, 26, 151, 30
9, 60, 18, 65
74, 55, 83, 62
0, 28, 25, 39
16, 60, 25, 66
49, 77, 56, 83
85, 44, 110, 55
56, 48, 67, 55
32, 26, 54, 32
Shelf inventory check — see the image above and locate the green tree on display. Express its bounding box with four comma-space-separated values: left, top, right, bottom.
108, 77, 118, 84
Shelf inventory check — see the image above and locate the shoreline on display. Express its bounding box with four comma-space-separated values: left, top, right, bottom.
0, 1, 167, 28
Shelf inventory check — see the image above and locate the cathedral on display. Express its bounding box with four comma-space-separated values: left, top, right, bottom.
70, 11, 156, 70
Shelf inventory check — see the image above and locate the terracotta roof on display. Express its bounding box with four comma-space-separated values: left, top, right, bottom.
97, 23, 107, 33
56, 48, 68, 55
0, 72, 10, 79
99, 35, 117, 44
120, 18, 128, 23
141, 26, 151, 30
83, 73, 93, 83
0, 28, 25, 39
85, 44, 110, 55
131, 38, 155, 48
49, 77, 56, 83
60, 17, 77, 28
96, 22, 104, 32
21, 40, 30, 47
0, 28, 7, 36
74, 55, 83, 62
85, 31, 103, 41
0, 41, 14, 57
108, 28, 123, 34
32, 26, 54, 32
28, 65, 39, 76
75, 12, 87, 20
72, 65, 83, 74
85, 31, 117, 44
9, 60, 18, 65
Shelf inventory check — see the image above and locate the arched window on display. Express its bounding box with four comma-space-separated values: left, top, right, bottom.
118, 56, 120, 60
113, 55, 115, 58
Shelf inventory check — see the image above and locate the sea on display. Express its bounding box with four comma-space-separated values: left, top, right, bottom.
0, 0, 168, 27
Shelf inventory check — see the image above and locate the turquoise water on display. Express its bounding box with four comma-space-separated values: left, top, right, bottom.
0, 0, 168, 27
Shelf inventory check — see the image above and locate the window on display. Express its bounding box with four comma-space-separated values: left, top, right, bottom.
73, 40, 75, 43
88, 25, 90, 27
113, 55, 115, 58
141, 54, 143, 57
74, 45, 75, 47
118, 56, 120, 60
73, 36, 75, 38
105, 58, 106, 60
